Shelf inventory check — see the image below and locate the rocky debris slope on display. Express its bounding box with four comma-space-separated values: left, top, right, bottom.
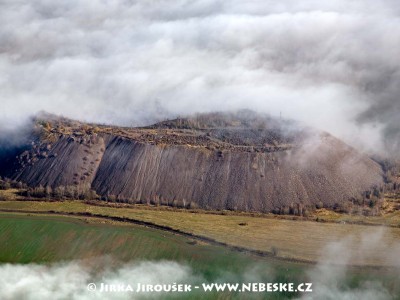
0, 111, 384, 213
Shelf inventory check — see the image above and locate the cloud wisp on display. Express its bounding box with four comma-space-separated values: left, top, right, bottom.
303, 227, 400, 300
0, 260, 200, 300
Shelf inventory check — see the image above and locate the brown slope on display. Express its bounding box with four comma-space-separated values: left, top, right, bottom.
0, 111, 384, 212
9, 135, 105, 191
90, 132, 382, 211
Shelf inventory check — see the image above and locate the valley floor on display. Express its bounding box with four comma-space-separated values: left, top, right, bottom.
0, 197, 400, 267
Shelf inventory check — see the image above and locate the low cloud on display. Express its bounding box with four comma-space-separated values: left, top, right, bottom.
1, 246, 398, 300
303, 227, 400, 299
0, 0, 399, 156
0, 260, 200, 300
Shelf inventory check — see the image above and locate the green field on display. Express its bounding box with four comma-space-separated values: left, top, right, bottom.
1, 211, 400, 299
1, 199, 400, 266
0, 212, 289, 274
0, 212, 308, 299
1, 193, 400, 298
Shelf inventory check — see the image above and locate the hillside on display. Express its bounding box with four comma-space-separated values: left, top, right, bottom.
0, 111, 384, 213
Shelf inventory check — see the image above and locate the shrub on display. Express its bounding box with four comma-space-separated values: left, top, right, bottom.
33, 185, 46, 198
108, 194, 117, 202
45, 186, 52, 198
54, 186, 66, 199
65, 185, 79, 199
0, 181, 11, 190
82, 189, 99, 200
369, 199, 377, 208
188, 202, 199, 209
281, 206, 290, 215
303, 208, 310, 217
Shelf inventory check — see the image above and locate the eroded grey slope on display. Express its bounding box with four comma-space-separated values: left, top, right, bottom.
0, 112, 384, 212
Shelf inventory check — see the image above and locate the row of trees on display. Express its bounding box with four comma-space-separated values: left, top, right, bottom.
21, 185, 99, 201
380, 159, 400, 183
272, 202, 315, 217
0, 178, 27, 190
0, 177, 99, 201
1, 177, 196, 207
99, 193, 199, 209
270, 181, 399, 217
